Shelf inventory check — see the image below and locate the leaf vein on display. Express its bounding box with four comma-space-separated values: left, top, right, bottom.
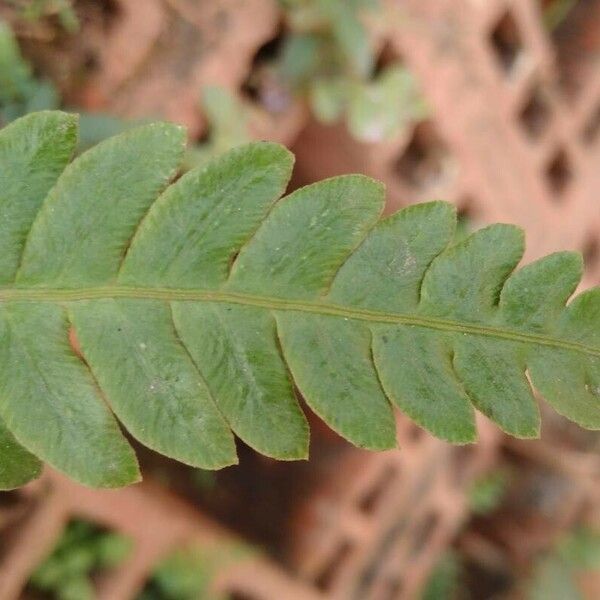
1, 287, 598, 358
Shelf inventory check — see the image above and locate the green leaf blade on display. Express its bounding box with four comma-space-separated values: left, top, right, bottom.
277, 314, 397, 451
560, 288, 600, 347
17, 122, 186, 287
173, 303, 309, 459
0, 302, 139, 487
420, 224, 525, 320
529, 349, 600, 429
70, 300, 237, 469
0, 417, 42, 490
120, 142, 294, 288
453, 338, 539, 438
556, 289, 600, 427
228, 175, 384, 298
499, 251, 583, 330
0, 111, 77, 284
373, 327, 476, 444
328, 201, 456, 311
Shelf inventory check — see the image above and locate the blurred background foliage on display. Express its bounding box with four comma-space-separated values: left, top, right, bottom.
28, 520, 132, 600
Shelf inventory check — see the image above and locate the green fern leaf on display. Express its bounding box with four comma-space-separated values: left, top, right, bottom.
0, 111, 599, 489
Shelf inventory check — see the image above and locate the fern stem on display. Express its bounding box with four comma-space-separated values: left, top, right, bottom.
0, 287, 597, 358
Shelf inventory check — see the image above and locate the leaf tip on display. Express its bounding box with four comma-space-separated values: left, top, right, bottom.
354, 433, 398, 452
513, 429, 541, 440
499, 421, 540, 440
435, 424, 478, 445
217, 457, 240, 469
0, 465, 43, 491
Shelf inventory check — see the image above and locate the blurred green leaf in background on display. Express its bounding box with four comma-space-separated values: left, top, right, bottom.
278, 0, 428, 141
184, 86, 252, 170
29, 519, 132, 600
528, 527, 600, 600
0, 20, 60, 123
138, 541, 251, 600
0, 19, 140, 148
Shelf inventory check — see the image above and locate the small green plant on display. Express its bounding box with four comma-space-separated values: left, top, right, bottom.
0, 20, 60, 124
184, 86, 252, 171
0, 21, 136, 146
421, 550, 464, 600
138, 542, 250, 600
29, 519, 132, 600
278, 0, 428, 141
527, 527, 600, 600
468, 468, 511, 515
0, 111, 599, 490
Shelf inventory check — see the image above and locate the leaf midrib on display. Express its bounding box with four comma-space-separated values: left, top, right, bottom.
0, 286, 597, 358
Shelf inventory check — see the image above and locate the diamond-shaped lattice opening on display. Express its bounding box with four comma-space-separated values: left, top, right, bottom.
519, 85, 552, 140
357, 464, 398, 515
582, 103, 600, 144
382, 578, 404, 599
394, 122, 455, 192
373, 40, 401, 76
489, 11, 524, 73
460, 555, 514, 599
545, 149, 573, 198
240, 28, 293, 114
409, 511, 440, 558
543, 0, 599, 97
315, 539, 353, 591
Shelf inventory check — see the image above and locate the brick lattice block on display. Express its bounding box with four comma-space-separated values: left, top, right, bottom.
289, 415, 500, 599
0, 472, 323, 600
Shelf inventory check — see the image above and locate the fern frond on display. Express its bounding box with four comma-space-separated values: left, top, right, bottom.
0, 111, 598, 489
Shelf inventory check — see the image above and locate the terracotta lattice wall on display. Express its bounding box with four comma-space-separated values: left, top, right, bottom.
294, 0, 600, 285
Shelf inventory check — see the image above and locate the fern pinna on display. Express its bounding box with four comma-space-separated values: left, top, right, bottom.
0, 111, 598, 489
